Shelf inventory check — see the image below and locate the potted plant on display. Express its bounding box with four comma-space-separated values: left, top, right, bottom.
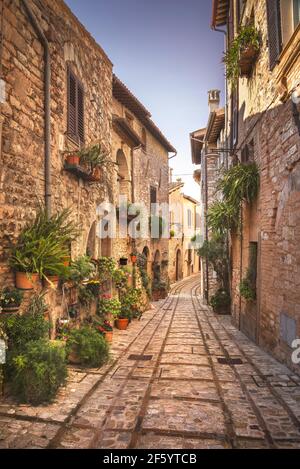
130, 252, 137, 264
0, 288, 23, 314
170, 229, 175, 239
64, 150, 80, 166
66, 326, 109, 367
96, 320, 114, 343
224, 24, 260, 85
79, 143, 115, 181
210, 289, 231, 315
116, 308, 131, 330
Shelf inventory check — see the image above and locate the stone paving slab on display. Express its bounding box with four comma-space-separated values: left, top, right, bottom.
142, 398, 226, 435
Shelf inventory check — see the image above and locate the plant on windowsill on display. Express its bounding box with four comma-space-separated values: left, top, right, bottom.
224, 24, 260, 85
64, 143, 114, 182
170, 229, 175, 239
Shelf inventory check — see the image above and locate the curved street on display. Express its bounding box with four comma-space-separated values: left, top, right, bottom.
0, 275, 300, 449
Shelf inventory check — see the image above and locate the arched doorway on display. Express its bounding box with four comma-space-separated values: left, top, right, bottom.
116, 149, 130, 199
142, 246, 151, 277
152, 250, 161, 282
176, 249, 182, 281
86, 221, 97, 258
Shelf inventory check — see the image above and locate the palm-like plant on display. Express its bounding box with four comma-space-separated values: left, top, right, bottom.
207, 201, 239, 236
217, 163, 259, 206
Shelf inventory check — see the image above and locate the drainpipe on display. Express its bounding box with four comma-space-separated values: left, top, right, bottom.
21, 0, 51, 217
168, 151, 177, 160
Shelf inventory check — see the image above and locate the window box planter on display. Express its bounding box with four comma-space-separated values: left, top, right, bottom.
238, 44, 259, 77
15, 272, 39, 290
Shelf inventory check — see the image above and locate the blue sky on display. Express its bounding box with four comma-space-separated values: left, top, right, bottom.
65, 0, 225, 200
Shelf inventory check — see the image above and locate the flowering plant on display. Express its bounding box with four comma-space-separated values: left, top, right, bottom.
0, 288, 23, 308
97, 320, 113, 334
97, 296, 121, 319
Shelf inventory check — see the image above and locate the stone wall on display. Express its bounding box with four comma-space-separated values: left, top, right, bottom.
0, 0, 113, 324
227, 0, 300, 371
112, 97, 170, 279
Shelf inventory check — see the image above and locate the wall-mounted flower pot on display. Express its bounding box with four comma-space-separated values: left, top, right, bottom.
43, 275, 60, 289
15, 272, 39, 290
116, 318, 129, 330
65, 154, 80, 166
130, 255, 137, 264
238, 44, 259, 77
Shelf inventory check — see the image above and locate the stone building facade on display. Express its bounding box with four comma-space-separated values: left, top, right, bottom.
112, 75, 176, 282
190, 94, 226, 301
211, 0, 300, 371
0, 0, 113, 325
168, 180, 201, 283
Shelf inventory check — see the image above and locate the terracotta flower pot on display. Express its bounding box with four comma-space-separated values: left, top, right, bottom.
104, 331, 113, 343
116, 318, 129, 330
44, 275, 60, 289
131, 255, 137, 264
89, 166, 102, 181
15, 272, 39, 290
66, 154, 80, 166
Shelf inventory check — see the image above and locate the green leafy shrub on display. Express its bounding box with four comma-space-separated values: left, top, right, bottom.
207, 202, 239, 237
120, 288, 142, 319
66, 327, 109, 367
10, 208, 78, 279
1, 294, 49, 351
210, 289, 231, 313
97, 295, 121, 319
9, 339, 67, 405
66, 256, 96, 283
217, 163, 259, 206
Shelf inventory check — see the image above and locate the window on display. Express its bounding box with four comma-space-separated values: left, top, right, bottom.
231, 90, 238, 148
267, 0, 300, 69
294, 0, 300, 26
241, 140, 254, 164
67, 67, 84, 143
150, 186, 157, 214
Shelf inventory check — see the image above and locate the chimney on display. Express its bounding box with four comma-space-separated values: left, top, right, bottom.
208, 90, 220, 113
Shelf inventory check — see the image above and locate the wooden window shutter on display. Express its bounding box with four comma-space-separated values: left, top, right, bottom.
77, 83, 84, 143
266, 0, 282, 70
67, 67, 85, 143
68, 67, 77, 139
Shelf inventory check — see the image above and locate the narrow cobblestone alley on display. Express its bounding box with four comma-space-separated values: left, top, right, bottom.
1, 276, 300, 449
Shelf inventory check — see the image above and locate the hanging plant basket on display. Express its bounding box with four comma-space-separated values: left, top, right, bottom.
238, 44, 259, 77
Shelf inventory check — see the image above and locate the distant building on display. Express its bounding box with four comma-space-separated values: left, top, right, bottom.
168, 179, 201, 283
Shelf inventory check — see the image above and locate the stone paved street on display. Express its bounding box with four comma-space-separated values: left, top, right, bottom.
1, 276, 300, 449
